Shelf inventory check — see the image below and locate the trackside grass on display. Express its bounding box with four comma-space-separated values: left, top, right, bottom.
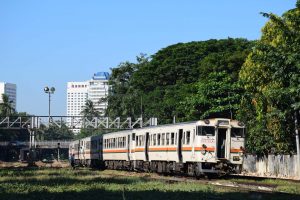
0, 168, 299, 200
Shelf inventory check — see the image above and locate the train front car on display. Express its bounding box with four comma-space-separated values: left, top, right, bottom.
195, 118, 245, 175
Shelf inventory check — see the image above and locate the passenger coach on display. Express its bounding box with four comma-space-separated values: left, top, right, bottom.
70, 118, 245, 176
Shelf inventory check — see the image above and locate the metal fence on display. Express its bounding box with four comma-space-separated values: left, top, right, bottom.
0, 141, 71, 148
242, 154, 299, 179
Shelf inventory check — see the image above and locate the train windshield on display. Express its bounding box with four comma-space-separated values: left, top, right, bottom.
231, 128, 245, 138
197, 126, 215, 136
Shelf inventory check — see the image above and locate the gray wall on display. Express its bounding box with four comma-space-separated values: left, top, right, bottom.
242, 154, 299, 179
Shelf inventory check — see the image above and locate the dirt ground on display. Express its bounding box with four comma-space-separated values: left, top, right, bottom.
0, 160, 70, 168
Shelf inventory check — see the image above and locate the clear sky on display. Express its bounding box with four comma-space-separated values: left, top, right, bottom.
0, 0, 297, 116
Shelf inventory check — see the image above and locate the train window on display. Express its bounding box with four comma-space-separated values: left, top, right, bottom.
171, 133, 175, 145
86, 141, 91, 149
150, 135, 153, 146
142, 135, 145, 146
153, 134, 157, 146
132, 133, 135, 141
162, 133, 165, 145
166, 133, 170, 145
175, 133, 177, 145
139, 136, 142, 146
198, 126, 215, 136
124, 136, 126, 147
186, 131, 191, 144
157, 134, 161, 146
136, 136, 138, 144
183, 132, 186, 144
231, 128, 244, 137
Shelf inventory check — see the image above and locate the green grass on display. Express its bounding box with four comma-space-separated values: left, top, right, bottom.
223, 177, 300, 194
0, 168, 299, 200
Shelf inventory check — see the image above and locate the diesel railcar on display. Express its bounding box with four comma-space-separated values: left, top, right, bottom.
69, 118, 245, 176
69, 135, 103, 167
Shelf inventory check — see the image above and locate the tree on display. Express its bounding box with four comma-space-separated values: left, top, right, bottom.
107, 39, 253, 124
106, 54, 149, 119
43, 122, 74, 140
239, 2, 300, 154
181, 71, 242, 120
81, 99, 100, 119
0, 94, 15, 116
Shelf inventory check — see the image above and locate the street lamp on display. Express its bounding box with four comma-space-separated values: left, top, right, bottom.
44, 86, 55, 123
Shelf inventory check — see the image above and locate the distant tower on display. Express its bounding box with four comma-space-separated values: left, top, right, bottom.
66, 72, 109, 133
88, 72, 110, 114
0, 82, 17, 111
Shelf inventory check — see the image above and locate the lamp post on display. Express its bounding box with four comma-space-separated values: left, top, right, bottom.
44, 86, 55, 124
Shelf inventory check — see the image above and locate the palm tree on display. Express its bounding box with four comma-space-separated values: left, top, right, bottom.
0, 94, 15, 116
81, 99, 100, 120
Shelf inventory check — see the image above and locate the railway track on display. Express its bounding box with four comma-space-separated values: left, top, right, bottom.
98, 170, 289, 194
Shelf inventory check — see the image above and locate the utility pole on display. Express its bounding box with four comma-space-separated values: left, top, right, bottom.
44, 86, 55, 124
295, 110, 300, 177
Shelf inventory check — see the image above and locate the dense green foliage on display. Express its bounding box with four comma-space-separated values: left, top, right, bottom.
106, 3, 300, 155
37, 123, 74, 141
239, 2, 300, 154
0, 94, 15, 116
107, 39, 253, 124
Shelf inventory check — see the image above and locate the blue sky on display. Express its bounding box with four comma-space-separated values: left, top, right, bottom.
0, 0, 297, 116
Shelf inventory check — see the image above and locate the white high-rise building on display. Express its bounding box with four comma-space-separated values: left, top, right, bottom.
0, 82, 17, 111
88, 72, 110, 113
66, 72, 109, 133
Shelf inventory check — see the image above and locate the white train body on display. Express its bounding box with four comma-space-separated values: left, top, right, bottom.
70, 118, 245, 175
69, 135, 103, 167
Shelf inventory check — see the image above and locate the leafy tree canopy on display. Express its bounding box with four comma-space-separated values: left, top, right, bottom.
107, 38, 253, 124
239, 2, 300, 154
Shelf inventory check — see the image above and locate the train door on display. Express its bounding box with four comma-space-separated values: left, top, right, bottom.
145, 132, 149, 161
217, 128, 227, 159
127, 135, 131, 160
178, 129, 183, 162
99, 137, 103, 160
129, 133, 136, 161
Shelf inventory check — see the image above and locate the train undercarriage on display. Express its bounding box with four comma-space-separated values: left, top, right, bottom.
100, 159, 241, 177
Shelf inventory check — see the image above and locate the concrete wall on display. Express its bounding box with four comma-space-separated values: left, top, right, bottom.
242, 154, 299, 179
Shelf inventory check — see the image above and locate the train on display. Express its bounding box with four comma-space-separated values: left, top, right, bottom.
69, 118, 245, 176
